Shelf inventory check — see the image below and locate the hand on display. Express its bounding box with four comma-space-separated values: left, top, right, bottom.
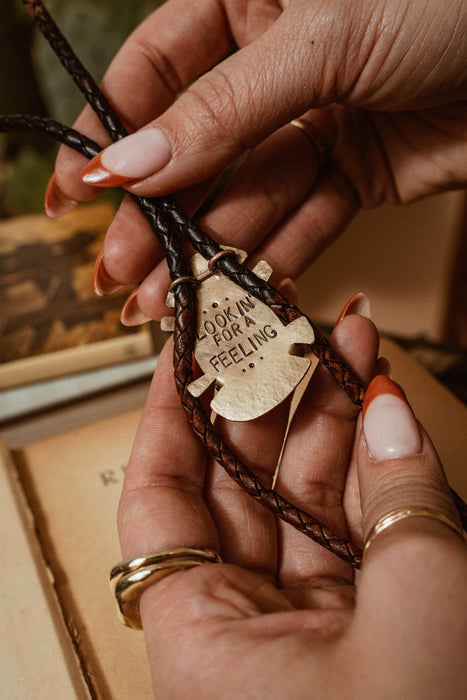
117, 298, 467, 698
47, 0, 467, 323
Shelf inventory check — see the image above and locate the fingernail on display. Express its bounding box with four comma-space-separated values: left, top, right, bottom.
93, 250, 124, 296
44, 173, 78, 217
375, 356, 392, 378
336, 292, 371, 324
363, 375, 422, 461
81, 128, 172, 187
278, 278, 298, 305
120, 289, 152, 326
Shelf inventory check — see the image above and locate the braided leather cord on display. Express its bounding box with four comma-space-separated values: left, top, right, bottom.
22, 0, 126, 143
0, 114, 101, 158
22, 0, 364, 407
5, 1, 465, 557
0, 111, 363, 566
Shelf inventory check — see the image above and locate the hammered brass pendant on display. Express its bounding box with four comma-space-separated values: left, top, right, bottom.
162, 248, 317, 421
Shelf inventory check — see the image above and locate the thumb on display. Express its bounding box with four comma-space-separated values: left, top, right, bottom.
358, 375, 464, 560
350, 375, 467, 695
79, 1, 370, 196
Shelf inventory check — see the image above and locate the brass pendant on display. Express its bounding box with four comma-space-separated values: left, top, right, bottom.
162, 248, 317, 421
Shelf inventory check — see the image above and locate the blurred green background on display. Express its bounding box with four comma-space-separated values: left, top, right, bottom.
0, 0, 163, 216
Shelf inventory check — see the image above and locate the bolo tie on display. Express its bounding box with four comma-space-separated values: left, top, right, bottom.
2, 0, 466, 569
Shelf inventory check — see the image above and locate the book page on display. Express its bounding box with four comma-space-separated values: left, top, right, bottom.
15, 411, 153, 699
0, 441, 91, 698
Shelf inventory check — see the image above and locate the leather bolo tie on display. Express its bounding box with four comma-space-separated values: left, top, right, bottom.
2, 0, 466, 568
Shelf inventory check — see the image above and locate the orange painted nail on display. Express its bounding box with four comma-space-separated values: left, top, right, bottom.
44, 173, 78, 218
81, 128, 172, 187
362, 375, 421, 461
336, 292, 371, 324
120, 289, 152, 327
93, 250, 124, 296
81, 154, 137, 188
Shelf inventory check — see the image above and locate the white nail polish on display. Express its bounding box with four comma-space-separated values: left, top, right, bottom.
364, 393, 422, 461
87, 128, 172, 183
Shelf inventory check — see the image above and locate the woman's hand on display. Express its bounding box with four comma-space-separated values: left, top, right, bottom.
47, 0, 467, 322
116, 298, 467, 698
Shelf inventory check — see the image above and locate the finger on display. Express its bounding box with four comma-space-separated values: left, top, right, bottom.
78, 1, 369, 196
347, 376, 467, 692
196, 122, 322, 251
276, 294, 379, 586
249, 172, 358, 283
117, 338, 219, 560
93, 170, 215, 296
94, 196, 163, 295
358, 375, 464, 553
120, 265, 171, 326
204, 397, 291, 578
104, 121, 322, 317
50, 0, 237, 212
99, 120, 322, 318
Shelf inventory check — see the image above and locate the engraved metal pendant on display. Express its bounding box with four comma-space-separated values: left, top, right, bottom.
162, 248, 317, 421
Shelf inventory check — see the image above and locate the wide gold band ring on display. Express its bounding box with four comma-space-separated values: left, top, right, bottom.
289, 119, 328, 171
110, 547, 222, 629
363, 506, 466, 559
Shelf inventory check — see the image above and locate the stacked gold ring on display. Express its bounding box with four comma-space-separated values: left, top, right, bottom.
363, 506, 466, 559
110, 547, 222, 629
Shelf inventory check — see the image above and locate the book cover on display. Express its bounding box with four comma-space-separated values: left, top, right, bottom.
0, 202, 155, 389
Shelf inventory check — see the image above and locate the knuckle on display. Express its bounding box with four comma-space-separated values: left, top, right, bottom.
133, 37, 184, 101
177, 67, 253, 153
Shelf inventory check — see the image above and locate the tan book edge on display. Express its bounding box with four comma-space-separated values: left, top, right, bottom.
0, 331, 154, 389
0, 338, 465, 698
0, 202, 156, 390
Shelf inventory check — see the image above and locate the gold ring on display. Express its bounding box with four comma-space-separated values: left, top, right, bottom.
363, 506, 466, 559
289, 119, 328, 170
110, 547, 222, 629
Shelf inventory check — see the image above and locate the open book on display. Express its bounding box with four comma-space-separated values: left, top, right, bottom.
0, 410, 152, 698
0, 338, 466, 698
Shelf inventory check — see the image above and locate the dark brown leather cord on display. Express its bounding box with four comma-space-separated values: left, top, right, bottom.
22, 0, 365, 409
2, 1, 465, 563
2, 112, 363, 566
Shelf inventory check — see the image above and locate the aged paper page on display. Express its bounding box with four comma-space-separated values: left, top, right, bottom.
15, 411, 153, 699
0, 441, 90, 699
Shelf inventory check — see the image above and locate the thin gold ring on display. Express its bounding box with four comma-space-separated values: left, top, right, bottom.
110, 547, 222, 629
289, 119, 328, 170
363, 506, 466, 558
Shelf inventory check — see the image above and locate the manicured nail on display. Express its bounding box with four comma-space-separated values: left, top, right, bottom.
93, 250, 124, 296
44, 173, 78, 218
81, 128, 172, 187
375, 356, 392, 378
336, 292, 371, 324
120, 289, 152, 327
363, 375, 422, 461
278, 278, 298, 305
